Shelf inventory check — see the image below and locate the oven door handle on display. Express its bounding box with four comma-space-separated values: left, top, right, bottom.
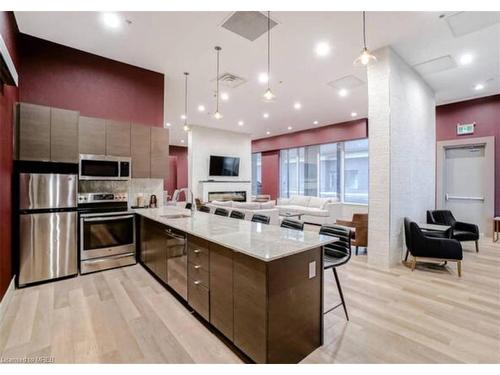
82, 215, 135, 222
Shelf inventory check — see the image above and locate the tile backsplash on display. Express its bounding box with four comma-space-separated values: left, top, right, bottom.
128, 178, 165, 208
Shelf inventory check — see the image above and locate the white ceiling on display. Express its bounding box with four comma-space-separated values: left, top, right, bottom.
14, 11, 500, 146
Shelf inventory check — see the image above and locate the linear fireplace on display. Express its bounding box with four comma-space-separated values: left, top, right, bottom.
208, 191, 247, 202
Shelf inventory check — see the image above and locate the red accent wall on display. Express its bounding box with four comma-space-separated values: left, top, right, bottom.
252, 118, 368, 153
436, 94, 500, 214
252, 119, 368, 199
0, 12, 19, 300
261, 151, 280, 200
167, 146, 188, 194
19, 34, 164, 126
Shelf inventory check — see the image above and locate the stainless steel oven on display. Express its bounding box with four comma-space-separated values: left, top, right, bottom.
80, 213, 135, 260
79, 154, 131, 181
78, 192, 136, 274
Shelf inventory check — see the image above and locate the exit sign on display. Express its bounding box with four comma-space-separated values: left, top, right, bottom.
457, 122, 475, 136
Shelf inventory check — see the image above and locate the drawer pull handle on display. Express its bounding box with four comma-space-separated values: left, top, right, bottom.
194, 280, 201, 285
194, 265, 201, 269
193, 249, 201, 254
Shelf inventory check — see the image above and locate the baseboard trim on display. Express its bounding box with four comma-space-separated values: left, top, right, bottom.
0, 276, 16, 325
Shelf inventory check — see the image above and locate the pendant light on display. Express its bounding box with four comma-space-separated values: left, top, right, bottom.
262, 11, 276, 102
183, 72, 190, 131
213, 46, 223, 120
353, 11, 377, 66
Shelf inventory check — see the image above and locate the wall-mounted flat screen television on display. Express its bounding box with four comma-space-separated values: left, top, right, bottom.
209, 155, 240, 177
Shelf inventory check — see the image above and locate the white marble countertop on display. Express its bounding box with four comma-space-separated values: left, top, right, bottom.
134, 207, 337, 262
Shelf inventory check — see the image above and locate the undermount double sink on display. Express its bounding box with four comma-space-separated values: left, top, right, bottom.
159, 213, 192, 219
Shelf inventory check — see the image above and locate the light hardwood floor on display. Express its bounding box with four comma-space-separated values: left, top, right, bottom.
1, 238, 499, 363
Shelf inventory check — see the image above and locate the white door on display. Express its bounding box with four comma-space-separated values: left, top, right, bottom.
444, 145, 486, 233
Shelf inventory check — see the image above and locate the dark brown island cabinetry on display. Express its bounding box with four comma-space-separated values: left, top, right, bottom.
139, 217, 323, 364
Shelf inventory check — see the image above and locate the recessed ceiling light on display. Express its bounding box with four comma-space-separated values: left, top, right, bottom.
293, 102, 302, 110
100, 12, 121, 30
459, 53, 474, 65
180, 139, 185, 143
351, 112, 358, 117
266, 131, 271, 135
313, 120, 319, 125
338, 88, 348, 97
238, 120, 244, 126
183, 125, 190, 132
263, 113, 269, 119
315, 41, 331, 57
474, 83, 485, 91
165, 122, 171, 127
258, 72, 269, 84
197, 105, 205, 112
220, 92, 229, 101
287, 126, 293, 130
180, 114, 187, 120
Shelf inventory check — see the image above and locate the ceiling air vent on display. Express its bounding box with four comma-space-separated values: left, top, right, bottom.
213, 72, 247, 89
445, 11, 500, 37
327, 75, 365, 90
413, 55, 456, 75
221, 11, 278, 41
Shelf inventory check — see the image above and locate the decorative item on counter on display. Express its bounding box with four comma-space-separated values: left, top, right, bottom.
149, 194, 158, 208
136, 193, 145, 208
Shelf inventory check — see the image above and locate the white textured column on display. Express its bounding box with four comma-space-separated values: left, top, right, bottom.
367, 47, 436, 268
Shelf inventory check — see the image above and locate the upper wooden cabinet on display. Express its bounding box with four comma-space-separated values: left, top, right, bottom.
16, 103, 79, 163
106, 120, 131, 157
78, 116, 106, 155
17, 103, 51, 161
50, 108, 79, 163
131, 124, 151, 178
150, 127, 169, 179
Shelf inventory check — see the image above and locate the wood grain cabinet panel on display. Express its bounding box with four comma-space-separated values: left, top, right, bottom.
18, 103, 51, 161
106, 120, 131, 156
233, 252, 267, 363
78, 116, 106, 155
50, 108, 79, 163
210, 244, 234, 340
150, 127, 169, 179
188, 280, 209, 321
131, 124, 151, 178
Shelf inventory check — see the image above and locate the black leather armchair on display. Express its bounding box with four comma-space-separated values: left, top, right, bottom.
404, 218, 463, 277
426, 210, 479, 252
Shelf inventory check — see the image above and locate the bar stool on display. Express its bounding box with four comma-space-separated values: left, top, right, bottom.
229, 210, 245, 220
319, 224, 352, 321
185, 203, 192, 210
198, 205, 210, 213
251, 214, 270, 224
214, 208, 229, 217
280, 218, 304, 231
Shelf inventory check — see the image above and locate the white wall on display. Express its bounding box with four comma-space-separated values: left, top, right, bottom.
367, 47, 436, 268
188, 125, 252, 201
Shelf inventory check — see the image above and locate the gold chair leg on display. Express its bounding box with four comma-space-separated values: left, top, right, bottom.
457, 261, 462, 277
411, 257, 417, 271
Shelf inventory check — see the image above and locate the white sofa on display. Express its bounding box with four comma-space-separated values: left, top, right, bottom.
206, 200, 280, 225
276, 195, 341, 225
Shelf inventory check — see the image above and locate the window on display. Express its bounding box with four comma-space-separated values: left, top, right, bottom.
278, 138, 369, 204
251, 153, 262, 195
343, 139, 369, 204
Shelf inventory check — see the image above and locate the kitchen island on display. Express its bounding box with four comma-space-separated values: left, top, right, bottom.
134, 207, 336, 364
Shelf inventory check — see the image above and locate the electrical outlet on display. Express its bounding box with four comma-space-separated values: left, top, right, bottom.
309, 261, 316, 279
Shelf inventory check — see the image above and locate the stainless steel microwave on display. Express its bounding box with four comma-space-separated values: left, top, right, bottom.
79, 154, 131, 181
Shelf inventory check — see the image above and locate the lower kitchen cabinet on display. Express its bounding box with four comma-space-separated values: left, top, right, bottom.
210, 244, 234, 341
140, 217, 167, 283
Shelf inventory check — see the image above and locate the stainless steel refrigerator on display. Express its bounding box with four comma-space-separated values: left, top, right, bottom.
18, 171, 78, 286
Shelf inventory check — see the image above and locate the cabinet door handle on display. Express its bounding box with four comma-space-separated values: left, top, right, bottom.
194, 265, 201, 269
193, 249, 201, 254
194, 280, 201, 285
